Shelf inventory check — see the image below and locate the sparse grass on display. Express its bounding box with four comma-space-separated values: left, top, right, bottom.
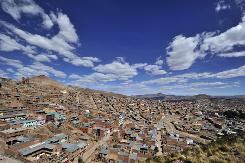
145, 134, 245, 163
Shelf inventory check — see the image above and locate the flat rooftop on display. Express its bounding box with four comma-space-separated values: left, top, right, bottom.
0, 127, 27, 134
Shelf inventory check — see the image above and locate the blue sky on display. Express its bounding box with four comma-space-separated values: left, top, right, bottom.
0, 0, 245, 95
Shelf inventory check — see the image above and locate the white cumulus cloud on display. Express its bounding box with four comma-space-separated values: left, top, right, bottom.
93, 60, 138, 80
0, 56, 66, 78
166, 15, 245, 71
0, 1, 100, 67
166, 34, 201, 70
144, 64, 167, 75
1, 0, 53, 29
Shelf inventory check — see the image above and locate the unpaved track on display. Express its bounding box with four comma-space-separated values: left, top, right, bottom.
162, 115, 209, 144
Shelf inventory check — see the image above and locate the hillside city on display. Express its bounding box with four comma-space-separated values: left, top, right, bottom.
0, 75, 244, 163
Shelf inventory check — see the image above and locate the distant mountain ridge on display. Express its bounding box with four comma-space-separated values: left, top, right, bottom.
1, 75, 244, 99
134, 93, 245, 101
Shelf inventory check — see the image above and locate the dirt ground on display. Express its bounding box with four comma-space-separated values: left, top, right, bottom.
0, 156, 22, 163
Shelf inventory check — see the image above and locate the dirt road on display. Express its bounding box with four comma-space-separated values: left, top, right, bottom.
161, 115, 209, 144
82, 130, 116, 163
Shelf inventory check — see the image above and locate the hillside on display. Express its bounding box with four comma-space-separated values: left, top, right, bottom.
28, 75, 65, 89
147, 134, 245, 163
0, 75, 245, 162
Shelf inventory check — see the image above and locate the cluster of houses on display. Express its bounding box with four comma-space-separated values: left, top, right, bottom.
0, 77, 244, 162
0, 103, 89, 162
96, 122, 159, 162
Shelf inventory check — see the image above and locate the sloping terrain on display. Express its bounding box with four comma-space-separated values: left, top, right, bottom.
147, 134, 245, 163
29, 75, 65, 89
